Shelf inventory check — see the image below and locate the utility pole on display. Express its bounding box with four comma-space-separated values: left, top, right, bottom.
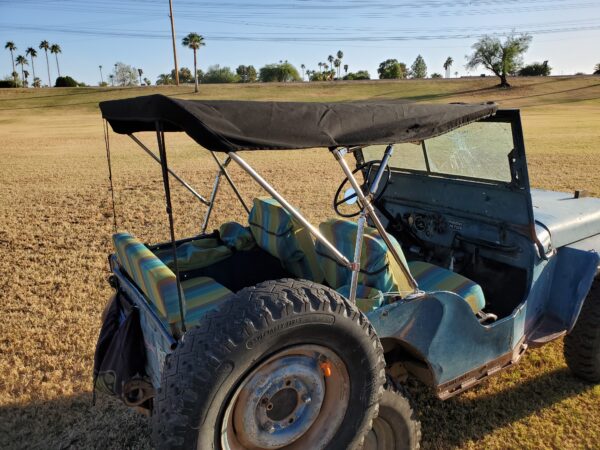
168, 0, 180, 85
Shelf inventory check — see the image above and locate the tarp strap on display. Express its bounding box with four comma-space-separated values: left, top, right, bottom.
103, 120, 118, 233
155, 122, 186, 334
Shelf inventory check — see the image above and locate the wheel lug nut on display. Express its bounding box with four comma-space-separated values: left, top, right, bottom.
302, 394, 311, 403
263, 421, 275, 433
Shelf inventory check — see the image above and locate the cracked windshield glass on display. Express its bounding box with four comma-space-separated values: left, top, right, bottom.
363, 120, 514, 182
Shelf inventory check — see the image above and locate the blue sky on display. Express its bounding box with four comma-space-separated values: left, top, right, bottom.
2, 0, 599, 85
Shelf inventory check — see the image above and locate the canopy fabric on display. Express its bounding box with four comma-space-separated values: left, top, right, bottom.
99, 94, 497, 152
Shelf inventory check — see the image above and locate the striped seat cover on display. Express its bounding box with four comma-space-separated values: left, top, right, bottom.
316, 219, 414, 295
408, 261, 485, 313
113, 233, 233, 333
248, 197, 324, 282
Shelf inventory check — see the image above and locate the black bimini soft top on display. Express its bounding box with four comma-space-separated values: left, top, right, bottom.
99, 94, 497, 152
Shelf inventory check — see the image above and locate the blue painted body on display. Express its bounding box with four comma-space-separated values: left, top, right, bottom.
362, 110, 600, 395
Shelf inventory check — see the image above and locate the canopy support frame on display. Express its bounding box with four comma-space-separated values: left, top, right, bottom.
201, 155, 232, 234
155, 123, 186, 336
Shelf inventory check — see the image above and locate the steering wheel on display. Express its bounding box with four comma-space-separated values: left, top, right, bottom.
333, 161, 391, 218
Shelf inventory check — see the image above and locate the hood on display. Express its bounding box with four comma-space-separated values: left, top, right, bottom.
532, 189, 600, 249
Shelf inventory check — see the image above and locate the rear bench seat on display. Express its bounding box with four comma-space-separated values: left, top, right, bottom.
113, 232, 233, 335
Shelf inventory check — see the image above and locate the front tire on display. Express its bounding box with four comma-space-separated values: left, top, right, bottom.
564, 277, 600, 383
362, 382, 421, 450
152, 279, 385, 450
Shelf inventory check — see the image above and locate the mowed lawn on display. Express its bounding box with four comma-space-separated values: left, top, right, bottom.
0, 76, 599, 449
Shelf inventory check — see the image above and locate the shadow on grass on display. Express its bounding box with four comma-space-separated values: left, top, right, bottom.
0, 392, 150, 450
411, 368, 594, 449
0, 368, 593, 449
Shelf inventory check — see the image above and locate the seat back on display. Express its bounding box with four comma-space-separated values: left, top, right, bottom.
113, 233, 184, 332
248, 197, 324, 282
316, 219, 414, 295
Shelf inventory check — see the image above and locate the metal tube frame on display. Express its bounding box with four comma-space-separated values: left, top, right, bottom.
201, 156, 231, 233
332, 147, 420, 295
227, 151, 353, 269
209, 151, 250, 215
128, 134, 211, 206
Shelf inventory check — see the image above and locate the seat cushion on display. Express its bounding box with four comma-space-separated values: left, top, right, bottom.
316, 219, 413, 295
219, 221, 256, 251
248, 197, 323, 282
113, 233, 233, 333
158, 238, 232, 271
409, 261, 485, 313
337, 284, 385, 313
181, 276, 234, 327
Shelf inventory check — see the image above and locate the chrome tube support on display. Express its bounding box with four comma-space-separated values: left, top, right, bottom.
128, 134, 211, 206
210, 152, 250, 215
332, 147, 420, 294
227, 151, 352, 269
201, 156, 231, 233
349, 212, 367, 303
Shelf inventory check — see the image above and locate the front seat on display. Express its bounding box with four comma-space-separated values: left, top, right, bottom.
316, 218, 485, 314
248, 197, 324, 283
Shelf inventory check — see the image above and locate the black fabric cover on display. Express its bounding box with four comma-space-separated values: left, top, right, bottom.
93, 295, 153, 407
99, 94, 497, 152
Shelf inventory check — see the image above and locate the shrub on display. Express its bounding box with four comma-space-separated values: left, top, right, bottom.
55, 76, 80, 87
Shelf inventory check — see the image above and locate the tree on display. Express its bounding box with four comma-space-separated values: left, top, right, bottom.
5, 42, 17, 85
518, 60, 551, 76
236, 65, 257, 83
156, 73, 173, 85
334, 59, 341, 79
50, 44, 62, 78
466, 33, 532, 88
26, 47, 37, 85
431, 72, 442, 78
55, 76, 80, 87
109, 74, 115, 86
138, 68, 143, 85
327, 54, 334, 71
336, 50, 344, 78
595, 64, 600, 75
143, 77, 152, 86
300, 63, 305, 81
377, 59, 407, 79
171, 67, 194, 83
411, 55, 427, 79
203, 65, 238, 83
33, 77, 41, 88
15, 55, 28, 86
181, 32, 205, 93
39, 40, 51, 86
443, 56, 454, 78
343, 64, 348, 75
113, 62, 139, 86
259, 62, 301, 82
99, 65, 104, 84
343, 70, 370, 80
23, 70, 30, 87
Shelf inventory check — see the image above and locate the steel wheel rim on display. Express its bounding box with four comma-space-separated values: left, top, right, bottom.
220, 344, 350, 450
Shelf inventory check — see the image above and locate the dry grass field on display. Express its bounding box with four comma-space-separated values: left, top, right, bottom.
0, 76, 599, 449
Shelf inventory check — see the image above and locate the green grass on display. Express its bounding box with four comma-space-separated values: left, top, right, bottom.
0, 76, 599, 449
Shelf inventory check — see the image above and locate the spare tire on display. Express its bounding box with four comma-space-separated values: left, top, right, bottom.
152, 278, 386, 450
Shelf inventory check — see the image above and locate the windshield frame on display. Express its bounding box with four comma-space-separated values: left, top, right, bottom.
357, 109, 527, 189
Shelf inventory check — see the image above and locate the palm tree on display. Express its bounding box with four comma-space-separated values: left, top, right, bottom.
336, 50, 344, 78
181, 32, 205, 93
327, 55, 334, 72
318, 62, 323, 73
156, 73, 173, 85
594, 63, 600, 75
26, 47, 37, 85
334, 59, 341, 79
443, 56, 454, 78
454, 71, 459, 78
33, 77, 41, 88
5, 41, 17, 84
39, 40, 51, 86
300, 63, 305, 81
50, 44, 61, 78
99, 65, 104, 84
15, 55, 28, 86
109, 74, 114, 86
23, 70, 30, 87
138, 68, 143, 85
